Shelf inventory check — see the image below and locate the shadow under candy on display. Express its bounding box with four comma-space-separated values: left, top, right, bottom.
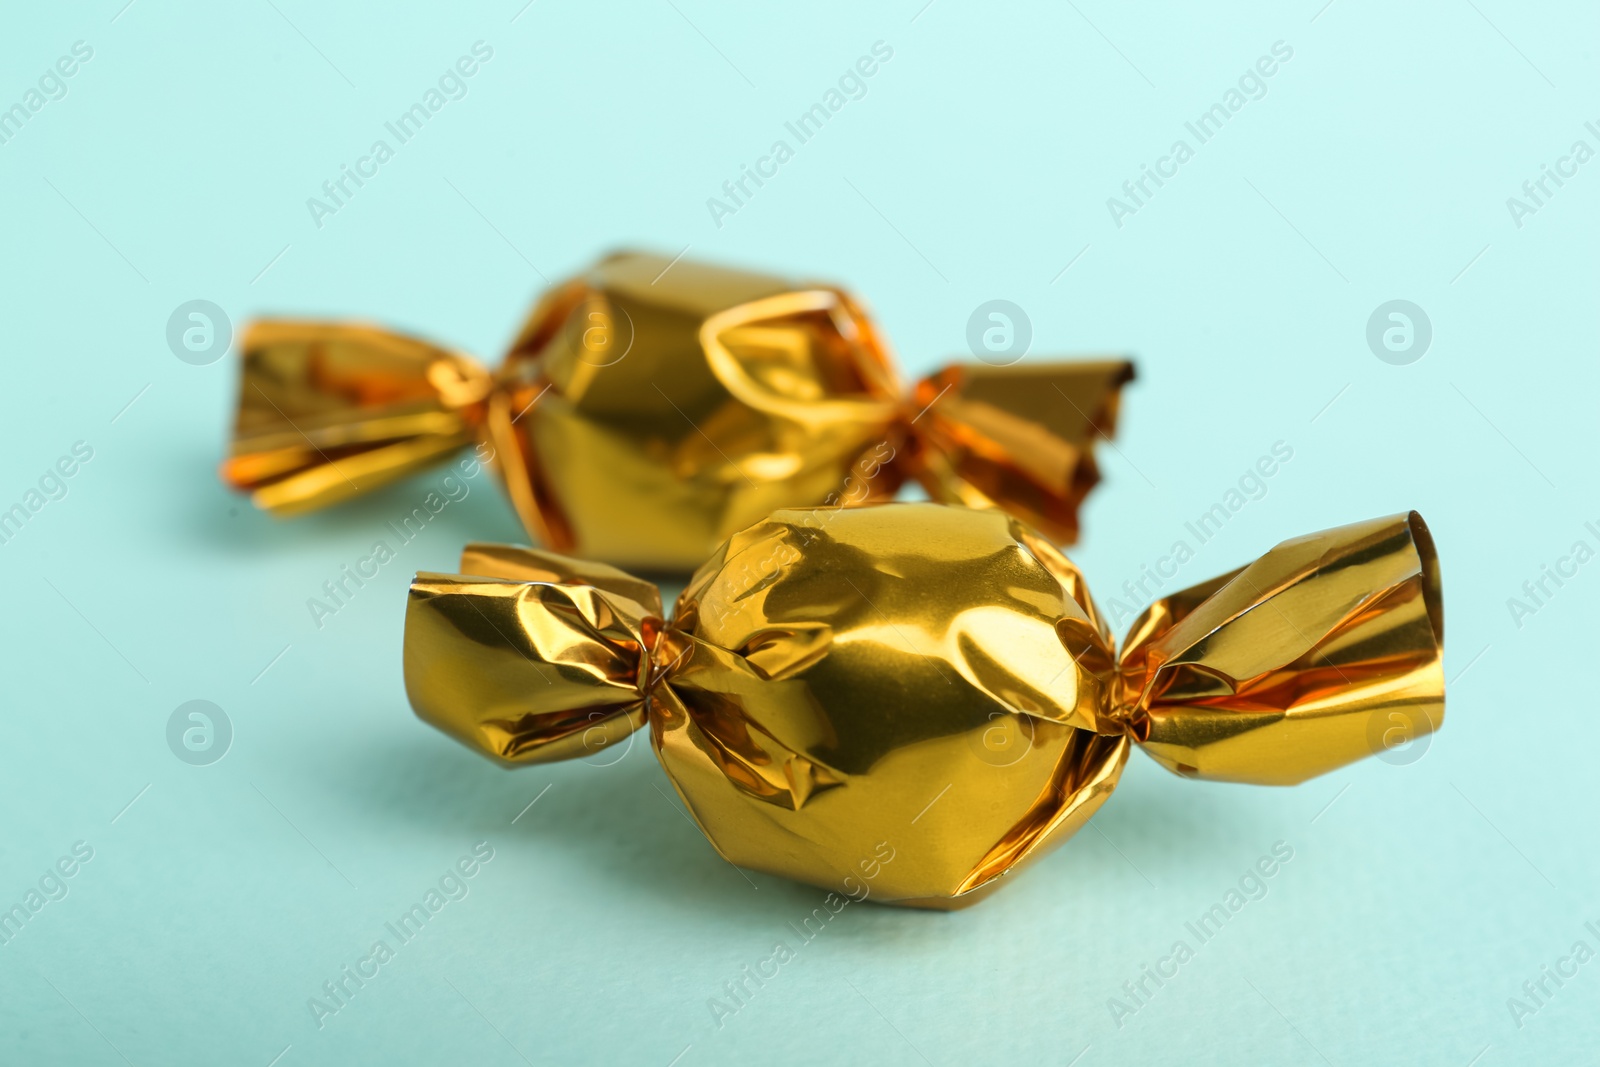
322, 723, 841, 930
161, 431, 525, 556
321, 711, 1265, 938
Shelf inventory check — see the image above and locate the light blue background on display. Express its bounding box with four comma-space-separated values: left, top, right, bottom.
1, 1, 1595, 1064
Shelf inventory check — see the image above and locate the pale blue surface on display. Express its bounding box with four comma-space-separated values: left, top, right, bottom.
1, 1, 1595, 1064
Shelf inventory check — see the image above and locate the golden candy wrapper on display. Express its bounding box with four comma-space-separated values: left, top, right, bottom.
221, 252, 1133, 569
404, 503, 1444, 908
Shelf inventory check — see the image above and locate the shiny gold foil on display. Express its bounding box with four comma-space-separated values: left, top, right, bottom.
404, 503, 1444, 908
222, 252, 1133, 569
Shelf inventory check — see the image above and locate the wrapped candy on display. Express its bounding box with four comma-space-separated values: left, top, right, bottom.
221, 252, 1133, 569
404, 502, 1444, 908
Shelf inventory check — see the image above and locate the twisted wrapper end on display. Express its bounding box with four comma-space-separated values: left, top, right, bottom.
693, 284, 1135, 549
403, 544, 666, 766
1112, 511, 1444, 785
221, 321, 492, 515
906, 360, 1135, 545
